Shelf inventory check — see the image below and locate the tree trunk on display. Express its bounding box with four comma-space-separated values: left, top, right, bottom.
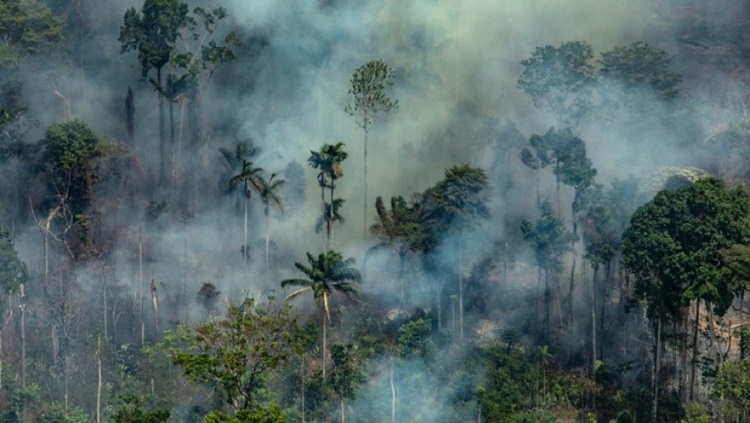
652, 313, 662, 423
158, 66, 166, 186
20, 284, 26, 388
265, 210, 270, 286
592, 267, 597, 376
150, 278, 159, 334
391, 356, 396, 423
139, 227, 144, 348
363, 126, 368, 240
243, 197, 248, 261
322, 292, 328, 381
96, 336, 102, 423
458, 233, 464, 341
301, 356, 306, 423
169, 99, 175, 189
399, 253, 406, 309
340, 398, 345, 423
690, 300, 700, 401
126, 86, 135, 145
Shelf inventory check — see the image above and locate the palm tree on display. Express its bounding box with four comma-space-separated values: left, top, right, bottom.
308, 143, 348, 249
256, 173, 285, 285
367, 196, 428, 308
316, 198, 345, 250
229, 159, 263, 261
281, 251, 361, 379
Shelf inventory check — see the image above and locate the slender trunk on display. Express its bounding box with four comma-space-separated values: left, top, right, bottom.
652, 313, 662, 423
329, 184, 335, 250
169, 100, 175, 189
599, 262, 611, 361
363, 126, 368, 240
458, 233, 464, 341
690, 300, 700, 401
150, 277, 159, 334
20, 284, 25, 388
158, 66, 166, 186
399, 253, 406, 308
568, 256, 576, 362
265, 210, 270, 286
126, 86, 135, 145
340, 398, 345, 423
139, 228, 144, 347
322, 291, 329, 381
391, 357, 396, 423
96, 336, 102, 423
243, 196, 248, 261
103, 272, 108, 341
544, 269, 550, 343
592, 267, 597, 376
301, 356, 306, 423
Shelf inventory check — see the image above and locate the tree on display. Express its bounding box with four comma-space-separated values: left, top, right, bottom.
0, 0, 64, 61
0, 225, 28, 391
621, 177, 750, 422
598, 41, 682, 105
329, 344, 362, 423
281, 251, 361, 379
518, 41, 595, 127
367, 196, 428, 307
166, 298, 306, 411
256, 172, 285, 285
521, 200, 577, 342
308, 142, 348, 250
111, 396, 170, 423
426, 164, 490, 340
37, 119, 119, 259
119, 0, 190, 185
229, 159, 263, 261
345, 60, 399, 238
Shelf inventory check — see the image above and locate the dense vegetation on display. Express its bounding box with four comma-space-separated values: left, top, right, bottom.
1, 0, 750, 422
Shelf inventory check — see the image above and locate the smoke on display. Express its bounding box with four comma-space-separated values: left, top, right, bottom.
4, 0, 747, 419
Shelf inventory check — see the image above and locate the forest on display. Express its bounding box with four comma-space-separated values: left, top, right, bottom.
2, 0, 750, 422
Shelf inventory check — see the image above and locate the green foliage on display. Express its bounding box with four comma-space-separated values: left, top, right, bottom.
622, 177, 750, 321
426, 164, 490, 232
308, 142, 348, 185
714, 359, 750, 421
397, 318, 434, 361
329, 344, 362, 401
202, 404, 287, 423
518, 41, 595, 126
0, 0, 63, 60
599, 41, 682, 102
165, 298, 306, 411
521, 200, 577, 275
0, 382, 39, 423
0, 225, 27, 295
111, 396, 170, 423
119, 0, 190, 77
37, 403, 88, 423
282, 250, 362, 318
680, 401, 710, 423
345, 59, 399, 131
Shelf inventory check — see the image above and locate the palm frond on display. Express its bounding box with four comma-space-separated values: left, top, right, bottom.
281, 278, 313, 289
284, 286, 312, 301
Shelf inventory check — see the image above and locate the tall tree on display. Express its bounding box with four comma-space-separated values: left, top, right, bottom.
119, 0, 190, 185
598, 41, 682, 106
166, 298, 305, 412
521, 200, 577, 343
308, 142, 348, 250
367, 196, 428, 307
229, 159, 263, 262
426, 164, 490, 340
621, 177, 750, 422
345, 60, 398, 238
37, 119, 120, 259
281, 250, 361, 380
256, 172, 285, 285
518, 41, 595, 127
